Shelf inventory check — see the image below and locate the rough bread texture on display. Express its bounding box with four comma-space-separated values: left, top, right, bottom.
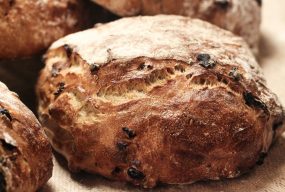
0, 0, 92, 59
37, 15, 284, 188
91, 0, 261, 55
0, 82, 53, 192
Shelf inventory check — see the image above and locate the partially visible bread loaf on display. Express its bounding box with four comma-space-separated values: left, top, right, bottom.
0, 0, 92, 59
91, 0, 261, 55
37, 15, 284, 188
0, 82, 52, 192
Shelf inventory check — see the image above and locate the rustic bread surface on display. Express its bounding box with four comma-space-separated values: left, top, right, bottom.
0, 82, 53, 192
37, 15, 284, 188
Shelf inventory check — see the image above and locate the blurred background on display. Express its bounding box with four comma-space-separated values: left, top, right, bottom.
259, 0, 285, 105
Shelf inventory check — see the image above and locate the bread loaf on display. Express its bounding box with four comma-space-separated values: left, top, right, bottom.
91, 0, 261, 55
36, 15, 284, 188
0, 82, 52, 192
0, 0, 92, 59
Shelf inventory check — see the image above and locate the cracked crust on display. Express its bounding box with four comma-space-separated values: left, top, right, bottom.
0, 82, 53, 192
0, 0, 92, 59
37, 15, 284, 188
91, 0, 261, 55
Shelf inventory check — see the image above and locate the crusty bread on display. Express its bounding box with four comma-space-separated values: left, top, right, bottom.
0, 0, 92, 59
91, 0, 261, 55
0, 82, 53, 192
36, 15, 284, 188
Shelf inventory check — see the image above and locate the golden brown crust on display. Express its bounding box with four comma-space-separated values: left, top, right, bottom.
0, 0, 92, 59
37, 15, 284, 188
0, 82, 53, 192
91, 0, 261, 55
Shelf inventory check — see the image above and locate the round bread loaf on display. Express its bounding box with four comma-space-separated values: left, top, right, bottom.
0, 82, 52, 192
0, 0, 91, 59
36, 15, 284, 188
91, 0, 261, 55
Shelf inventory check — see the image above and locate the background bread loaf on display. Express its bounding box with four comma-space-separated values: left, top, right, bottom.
0, 0, 116, 59
91, 0, 261, 55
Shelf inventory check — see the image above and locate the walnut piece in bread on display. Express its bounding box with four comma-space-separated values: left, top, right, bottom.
91, 0, 261, 55
37, 15, 284, 188
0, 0, 93, 59
0, 82, 53, 192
